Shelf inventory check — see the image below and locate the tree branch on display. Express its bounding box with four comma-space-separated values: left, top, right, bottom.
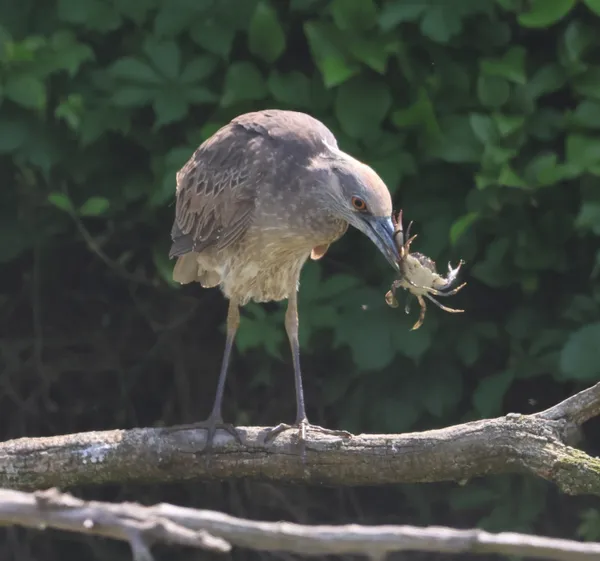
1, 383, 600, 494
2, 487, 600, 561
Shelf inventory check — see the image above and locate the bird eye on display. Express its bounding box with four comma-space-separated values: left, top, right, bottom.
351, 196, 367, 211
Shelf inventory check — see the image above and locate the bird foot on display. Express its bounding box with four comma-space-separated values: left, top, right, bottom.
263, 418, 353, 445
189, 416, 242, 452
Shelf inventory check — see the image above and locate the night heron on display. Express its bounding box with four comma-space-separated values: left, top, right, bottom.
170, 109, 399, 447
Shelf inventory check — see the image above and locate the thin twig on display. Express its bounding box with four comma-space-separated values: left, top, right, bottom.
0, 488, 599, 561
0, 488, 229, 560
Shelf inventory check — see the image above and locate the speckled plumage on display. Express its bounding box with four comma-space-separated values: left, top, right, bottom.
171, 110, 351, 305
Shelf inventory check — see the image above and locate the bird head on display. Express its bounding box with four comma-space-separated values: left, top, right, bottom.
313, 147, 400, 271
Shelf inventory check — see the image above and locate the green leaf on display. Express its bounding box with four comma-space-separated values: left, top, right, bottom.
560, 322, 600, 380
493, 113, 525, 137
450, 212, 480, 245
470, 238, 513, 287
518, 0, 576, 28
334, 77, 392, 139
248, 1, 286, 63
113, 86, 154, 107
526, 64, 565, 99
337, 313, 395, 370
0, 115, 29, 153
583, 0, 600, 16
108, 57, 161, 84
153, 89, 188, 127
221, 62, 267, 106
153, 7, 192, 36
420, 5, 463, 43
237, 304, 285, 358
429, 115, 483, 163
477, 75, 510, 108
290, 0, 320, 10
330, 0, 377, 31
346, 35, 393, 74
469, 113, 499, 144
267, 70, 311, 107
179, 55, 219, 84
566, 134, 600, 172
48, 31, 95, 76
391, 315, 433, 361
378, 394, 420, 432
573, 68, 600, 100
55, 94, 84, 130
571, 101, 600, 129
560, 20, 595, 68
0, 24, 11, 60
79, 105, 131, 145
455, 329, 480, 366
473, 370, 515, 418
4, 74, 46, 109
190, 19, 236, 58
575, 201, 600, 235
481, 47, 526, 85
115, 0, 156, 24
48, 192, 75, 213
79, 196, 110, 216
143, 38, 180, 80
524, 153, 566, 186
153, 0, 213, 36
528, 108, 564, 141
378, 1, 427, 30
391, 87, 440, 137
57, 0, 122, 31
422, 364, 463, 418
304, 21, 359, 88
498, 164, 526, 188
318, 274, 361, 300
184, 87, 218, 104
449, 485, 498, 511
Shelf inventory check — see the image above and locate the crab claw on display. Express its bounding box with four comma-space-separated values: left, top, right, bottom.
385, 289, 399, 308
446, 259, 465, 286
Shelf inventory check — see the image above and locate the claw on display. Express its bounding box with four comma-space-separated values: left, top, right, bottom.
445, 259, 465, 285
263, 418, 352, 445
189, 416, 241, 453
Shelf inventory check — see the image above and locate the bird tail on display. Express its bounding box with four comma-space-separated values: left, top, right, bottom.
172, 253, 221, 287
173, 253, 201, 284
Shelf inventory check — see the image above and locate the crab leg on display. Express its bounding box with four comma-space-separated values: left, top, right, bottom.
411, 295, 427, 330
424, 293, 464, 314
424, 282, 467, 298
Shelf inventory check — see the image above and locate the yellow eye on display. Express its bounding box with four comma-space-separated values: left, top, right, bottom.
352, 196, 367, 211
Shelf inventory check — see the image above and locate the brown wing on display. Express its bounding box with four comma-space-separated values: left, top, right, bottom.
169, 122, 267, 258
170, 110, 339, 259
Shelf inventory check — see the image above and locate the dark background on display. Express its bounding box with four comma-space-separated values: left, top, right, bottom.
1, 0, 600, 559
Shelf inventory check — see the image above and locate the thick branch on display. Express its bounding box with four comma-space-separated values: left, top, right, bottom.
1, 383, 600, 494
2, 488, 600, 561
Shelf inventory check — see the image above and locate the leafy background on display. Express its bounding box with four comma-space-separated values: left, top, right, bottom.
2, 0, 600, 559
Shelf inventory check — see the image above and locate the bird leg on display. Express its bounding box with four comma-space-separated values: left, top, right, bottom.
194, 300, 242, 451
263, 291, 352, 445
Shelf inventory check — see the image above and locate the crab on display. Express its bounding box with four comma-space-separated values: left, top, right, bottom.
385, 210, 466, 331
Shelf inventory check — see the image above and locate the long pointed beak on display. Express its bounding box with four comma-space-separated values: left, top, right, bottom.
364, 215, 400, 271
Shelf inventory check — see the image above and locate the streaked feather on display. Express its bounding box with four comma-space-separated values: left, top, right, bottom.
170, 110, 339, 260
